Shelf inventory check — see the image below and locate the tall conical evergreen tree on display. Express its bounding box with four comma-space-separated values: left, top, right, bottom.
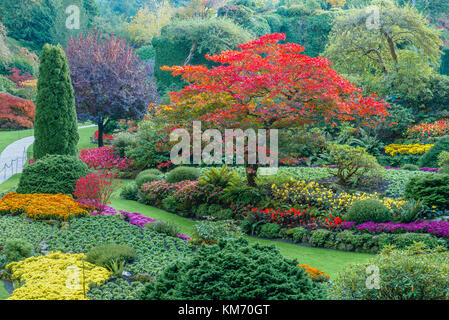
34, 44, 79, 159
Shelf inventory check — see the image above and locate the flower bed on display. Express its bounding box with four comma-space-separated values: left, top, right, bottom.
343, 220, 449, 238
384, 143, 433, 157
406, 119, 449, 141
6, 251, 111, 300
0, 193, 90, 220
272, 180, 406, 214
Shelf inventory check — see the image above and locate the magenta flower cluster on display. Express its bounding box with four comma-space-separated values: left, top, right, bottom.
119, 210, 192, 241
79, 146, 133, 171
342, 220, 449, 238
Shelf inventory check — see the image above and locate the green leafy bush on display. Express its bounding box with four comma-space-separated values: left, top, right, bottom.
199, 165, 238, 188
401, 164, 419, 171
166, 166, 201, 183
394, 200, 425, 223
139, 238, 326, 300
405, 174, 449, 209
259, 223, 282, 238
17, 155, 88, 194
310, 229, 332, 247
345, 200, 391, 223
86, 243, 136, 274
418, 135, 449, 168
330, 243, 449, 300
3, 239, 34, 262
136, 45, 155, 60
327, 144, 383, 185
135, 173, 162, 188
192, 218, 243, 245
120, 182, 139, 201
214, 209, 234, 220
438, 151, 449, 168
145, 221, 180, 238
88, 279, 146, 300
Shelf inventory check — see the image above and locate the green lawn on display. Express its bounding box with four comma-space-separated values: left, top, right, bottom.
111, 197, 373, 278
0, 129, 34, 154
0, 173, 21, 193
0, 281, 9, 300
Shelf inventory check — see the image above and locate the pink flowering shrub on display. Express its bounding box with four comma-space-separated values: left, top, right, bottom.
79, 146, 133, 171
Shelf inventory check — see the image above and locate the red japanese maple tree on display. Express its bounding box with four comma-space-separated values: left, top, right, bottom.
157, 33, 390, 184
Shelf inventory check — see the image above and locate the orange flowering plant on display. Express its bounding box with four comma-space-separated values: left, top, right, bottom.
298, 264, 330, 282
0, 193, 91, 220
406, 119, 449, 141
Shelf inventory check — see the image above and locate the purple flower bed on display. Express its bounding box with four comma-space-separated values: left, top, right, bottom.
342, 220, 449, 238
119, 210, 192, 241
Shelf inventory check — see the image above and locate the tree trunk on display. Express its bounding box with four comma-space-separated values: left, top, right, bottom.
184, 39, 199, 66
246, 163, 258, 187
97, 119, 104, 147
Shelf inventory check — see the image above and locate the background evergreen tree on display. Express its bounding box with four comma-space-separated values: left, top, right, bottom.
34, 44, 79, 159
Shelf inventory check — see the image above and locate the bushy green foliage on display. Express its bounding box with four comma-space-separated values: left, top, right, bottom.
3, 238, 33, 262
46, 215, 191, 276
259, 223, 281, 238
346, 200, 391, 223
88, 279, 145, 300
327, 144, 383, 185
166, 166, 201, 183
330, 243, 449, 300
405, 174, 449, 209
438, 151, 449, 168
401, 164, 419, 171
199, 165, 238, 188
86, 243, 136, 271
139, 238, 326, 300
145, 221, 180, 238
153, 18, 253, 92
418, 136, 449, 168
123, 121, 170, 170
192, 218, 243, 245
17, 155, 88, 194
120, 182, 139, 201
34, 44, 79, 159
394, 200, 425, 223
135, 172, 163, 189
136, 45, 155, 60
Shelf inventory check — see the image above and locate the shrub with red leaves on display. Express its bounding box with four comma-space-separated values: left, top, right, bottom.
0, 92, 35, 129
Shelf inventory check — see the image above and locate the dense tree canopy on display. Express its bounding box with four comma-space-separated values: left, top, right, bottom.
66, 29, 159, 146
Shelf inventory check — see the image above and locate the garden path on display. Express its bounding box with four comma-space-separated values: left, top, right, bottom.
0, 124, 96, 183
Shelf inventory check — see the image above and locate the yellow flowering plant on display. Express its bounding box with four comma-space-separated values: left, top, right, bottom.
272, 179, 406, 214
384, 144, 433, 157
6, 251, 111, 300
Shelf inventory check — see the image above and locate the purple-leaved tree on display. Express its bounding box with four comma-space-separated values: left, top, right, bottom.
66, 29, 159, 146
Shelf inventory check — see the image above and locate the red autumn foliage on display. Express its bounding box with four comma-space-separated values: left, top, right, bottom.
159, 33, 390, 129
0, 93, 35, 129
7, 67, 34, 87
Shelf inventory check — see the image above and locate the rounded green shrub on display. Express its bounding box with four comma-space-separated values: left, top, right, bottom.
139, 238, 326, 300
418, 135, 449, 168
259, 223, 282, 238
86, 243, 136, 270
214, 209, 234, 220
166, 166, 200, 183
17, 155, 88, 194
405, 174, 449, 209
330, 243, 449, 300
4, 239, 34, 262
145, 221, 180, 238
401, 164, 419, 171
135, 173, 162, 188
120, 182, 139, 201
345, 200, 391, 223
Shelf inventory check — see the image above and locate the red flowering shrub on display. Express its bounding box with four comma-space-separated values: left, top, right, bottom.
246, 206, 345, 230
93, 130, 114, 143
406, 119, 449, 141
79, 146, 133, 171
0, 93, 35, 129
6, 67, 34, 87
73, 171, 120, 211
